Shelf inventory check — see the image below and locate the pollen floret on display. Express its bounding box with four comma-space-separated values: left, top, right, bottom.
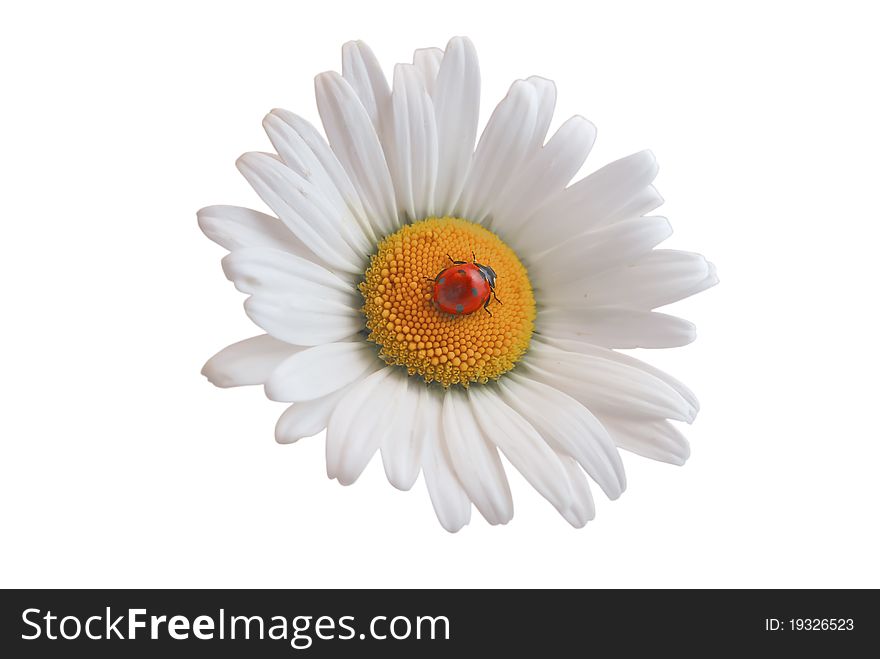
360, 217, 535, 386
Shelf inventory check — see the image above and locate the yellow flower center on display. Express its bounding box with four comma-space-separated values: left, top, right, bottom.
359, 217, 535, 387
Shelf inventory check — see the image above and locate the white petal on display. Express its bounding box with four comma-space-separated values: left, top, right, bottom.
326, 367, 402, 485
419, 387, 471, 532
498, 374, 625, 499
455, 79, 537, 224
525, 76, 556, 151
262, 109, 376, 243
597, 415, 691, 466
263, 110, 375, 252
265, 341, 378, 402
537, 336, 700, 412
603, 184, 664, 224
244, 295, 362, 347
432, 36, 480, 216
275, 384, 354, 444
236, 152, 364, 273
441, 387, 513, 525
387, 63, 438, 220
491, 115, 596, 239
315, 71, 398, 236
201, 335, 303, 388
478, 76, 552, 228
197, 205, 310, 256
536, 306, 696, 349
515, 150, 659, 253
529, 216, 672, 286
469, 387, 574, 515
221, 247, 358, 308
559, 457, 596, 528
574, 250, 719, 310
520, 342, 697, 423
341, 41, 391, 139
412, 47, 443, 96
380, 376, 423, 491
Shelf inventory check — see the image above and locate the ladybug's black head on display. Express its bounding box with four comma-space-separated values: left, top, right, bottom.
474, 262, 497, 290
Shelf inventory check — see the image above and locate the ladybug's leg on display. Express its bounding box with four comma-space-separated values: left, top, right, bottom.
483, 296, 493, 316
447, 254, 466, 265
491, 289, 503, 305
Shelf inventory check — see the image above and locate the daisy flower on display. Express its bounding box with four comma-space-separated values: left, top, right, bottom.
199, 37, 717, 531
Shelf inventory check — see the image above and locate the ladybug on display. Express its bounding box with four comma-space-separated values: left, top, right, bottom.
430, 253, 502, 316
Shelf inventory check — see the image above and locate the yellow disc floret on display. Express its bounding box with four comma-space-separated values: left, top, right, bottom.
359, 217, 535, 387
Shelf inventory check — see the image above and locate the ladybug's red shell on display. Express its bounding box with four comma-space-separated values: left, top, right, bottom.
432, 263, 491, 315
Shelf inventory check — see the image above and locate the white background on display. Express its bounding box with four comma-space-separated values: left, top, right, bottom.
2, 0, 878, 588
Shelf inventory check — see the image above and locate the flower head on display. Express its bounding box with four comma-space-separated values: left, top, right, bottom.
199, 37, 717, 531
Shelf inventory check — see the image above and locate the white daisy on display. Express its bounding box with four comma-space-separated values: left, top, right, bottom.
199, 37, 717, 531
